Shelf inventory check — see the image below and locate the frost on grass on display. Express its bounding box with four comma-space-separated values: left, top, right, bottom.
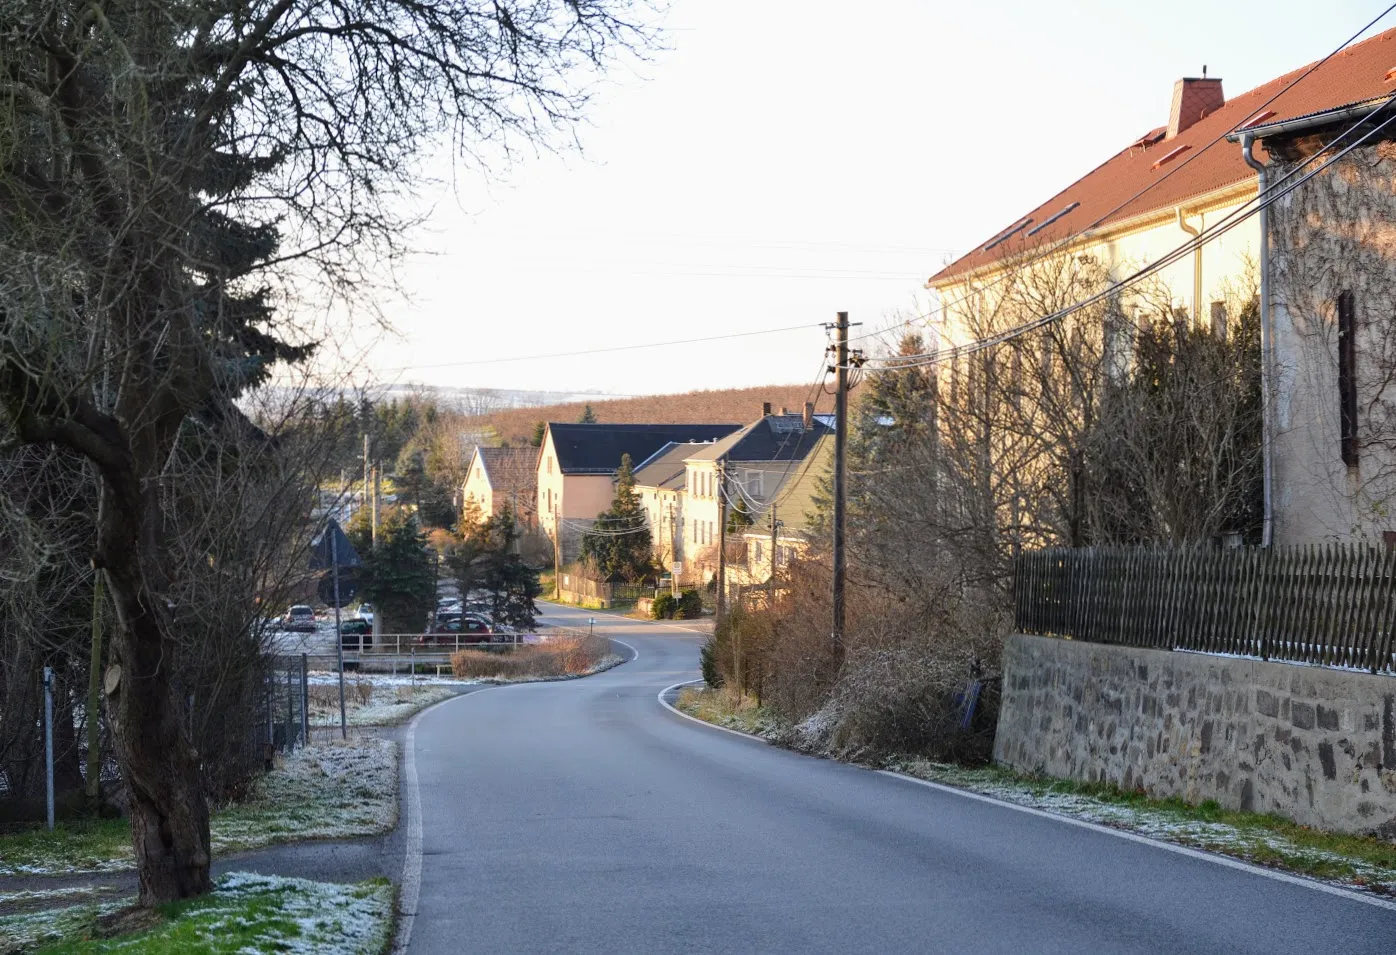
0, 820, 134, 878
0, 873, 391, 955
211, 736, 398, 855
308, 672, 470, 727
891, 758, 1396, 895
0, 884, 111, 906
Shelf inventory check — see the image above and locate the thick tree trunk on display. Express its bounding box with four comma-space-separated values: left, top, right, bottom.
99, 487, 212, 905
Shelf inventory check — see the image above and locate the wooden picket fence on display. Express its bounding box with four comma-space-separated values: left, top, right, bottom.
1014, 545, 1396, 674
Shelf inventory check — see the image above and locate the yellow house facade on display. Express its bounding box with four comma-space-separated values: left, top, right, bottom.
927, 31, 1396, 547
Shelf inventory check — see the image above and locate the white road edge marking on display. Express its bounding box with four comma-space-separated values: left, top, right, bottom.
390, 689, 493, 954
394, 651, 645, 953
609, 638, 639, 663
391, 710, 424, 955
657, 681, 1396, 914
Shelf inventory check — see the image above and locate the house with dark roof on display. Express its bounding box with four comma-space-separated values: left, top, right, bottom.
537, 422, 740, 560
929, 28, 1396, 546
631, 441, 708, 570
461, 447, 539, 527
677, 405, 832, 585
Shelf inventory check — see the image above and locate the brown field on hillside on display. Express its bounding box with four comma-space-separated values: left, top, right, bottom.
474, 384, 838, 445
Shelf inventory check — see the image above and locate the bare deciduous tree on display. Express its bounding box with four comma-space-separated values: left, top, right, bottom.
0, 0, 656, 903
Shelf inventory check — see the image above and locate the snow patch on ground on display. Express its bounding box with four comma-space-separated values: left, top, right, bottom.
211, 736, 399, 854
891, 759, 1396, 895
0, 873, 392, 954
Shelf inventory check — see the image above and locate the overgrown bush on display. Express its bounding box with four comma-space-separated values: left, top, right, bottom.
718, 554, 1007, 766
676, 590, 703, 619
699, 636, 723, 688
651, 591, 677, 619
450, 634, 613, 680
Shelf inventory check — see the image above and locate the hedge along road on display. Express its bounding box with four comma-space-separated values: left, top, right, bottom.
402, 602, 1396, 954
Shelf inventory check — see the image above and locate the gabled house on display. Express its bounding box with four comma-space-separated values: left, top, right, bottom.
927, 28, 1396, 547
461, 447, 538, 528
538, 422, 741, 560
631, 441, 710, 573
680, 404, 832, 584
731, 433, 833, 599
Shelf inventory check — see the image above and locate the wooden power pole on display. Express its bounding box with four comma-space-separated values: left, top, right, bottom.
715, 462, 728, 622
832, 311, 850, 645
768, 504, 779, 611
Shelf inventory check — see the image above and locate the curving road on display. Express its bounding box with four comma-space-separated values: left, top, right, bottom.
403, 603, 1396, 954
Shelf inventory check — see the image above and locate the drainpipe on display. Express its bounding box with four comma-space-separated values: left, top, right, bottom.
1175, 206, 1203, 325
1242, 132, 1275, 548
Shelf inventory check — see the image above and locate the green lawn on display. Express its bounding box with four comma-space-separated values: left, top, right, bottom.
0, 873, 393, 954
0, 737, 398, 877
0, 818, 132, 876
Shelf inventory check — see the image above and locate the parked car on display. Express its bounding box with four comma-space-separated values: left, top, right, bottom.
283, 605, 317, 633
357, 603, 374, 625
339, 618, 372, 651
418, 613, 493, 645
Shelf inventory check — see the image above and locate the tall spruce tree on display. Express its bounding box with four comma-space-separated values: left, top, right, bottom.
580, 454, 653, 581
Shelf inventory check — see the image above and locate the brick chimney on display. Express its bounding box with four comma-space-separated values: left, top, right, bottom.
1167, 77, 1224, 139
802, 401, 814, 430
761, 401, 772, 417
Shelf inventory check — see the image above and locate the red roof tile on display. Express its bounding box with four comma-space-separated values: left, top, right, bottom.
929, 28, 1396, 284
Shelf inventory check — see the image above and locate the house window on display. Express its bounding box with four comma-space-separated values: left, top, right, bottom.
1339, 291, 1358, 468
753, 541, 763, 564
747, 471, 764, 498
546, 456, 552, 475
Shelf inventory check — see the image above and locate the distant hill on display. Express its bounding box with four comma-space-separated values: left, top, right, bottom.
471, 384, 838, 446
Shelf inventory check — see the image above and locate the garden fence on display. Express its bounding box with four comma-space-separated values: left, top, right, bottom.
1014, 545, 1396, 674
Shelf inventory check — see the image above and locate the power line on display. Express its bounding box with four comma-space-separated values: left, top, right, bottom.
382, 322, 823, 372
924, 4, 1396, 323
866, 94, 1396, 372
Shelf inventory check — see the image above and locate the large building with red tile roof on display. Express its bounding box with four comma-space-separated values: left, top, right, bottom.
930, 28, 1396, 295
927, 27, 1396, 547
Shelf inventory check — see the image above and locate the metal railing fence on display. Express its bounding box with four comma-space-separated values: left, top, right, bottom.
1014, 545, 1396, 674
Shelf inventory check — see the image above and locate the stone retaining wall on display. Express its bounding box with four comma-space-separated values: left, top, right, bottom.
995, 634, 1396, 837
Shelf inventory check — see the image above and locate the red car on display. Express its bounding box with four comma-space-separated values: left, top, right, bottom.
417, 613, 493, 646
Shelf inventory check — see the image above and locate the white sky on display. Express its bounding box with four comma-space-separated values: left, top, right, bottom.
354, 0, 1385, 398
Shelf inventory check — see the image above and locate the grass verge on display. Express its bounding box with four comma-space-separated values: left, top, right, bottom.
677, 685, 1396, 896
676, 686, 781, 737
0, 872, 393, 954
0, 737, 398, 877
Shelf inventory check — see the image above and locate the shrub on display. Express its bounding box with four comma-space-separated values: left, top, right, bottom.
651, 591, 677, 619
450, 634, 613, 680
699, 636, 723, 688
676, 590, 703, 619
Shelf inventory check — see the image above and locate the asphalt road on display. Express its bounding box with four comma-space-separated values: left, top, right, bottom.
405, 603, 1396, 954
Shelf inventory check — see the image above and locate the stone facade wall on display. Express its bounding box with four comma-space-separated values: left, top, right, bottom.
1269, 135, 1396, 543
995, 634, 1396, 837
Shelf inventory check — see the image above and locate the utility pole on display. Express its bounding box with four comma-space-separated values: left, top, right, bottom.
362, 434, 371, 512
86, 566, 105, 805
715, 463, 728, 622
552, 504, 562, 600
769, 504, 780, 611
331, 528, 347, 740
371, 464, 380, 546
831, 311, 850, 645
669, 503, 679, 595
